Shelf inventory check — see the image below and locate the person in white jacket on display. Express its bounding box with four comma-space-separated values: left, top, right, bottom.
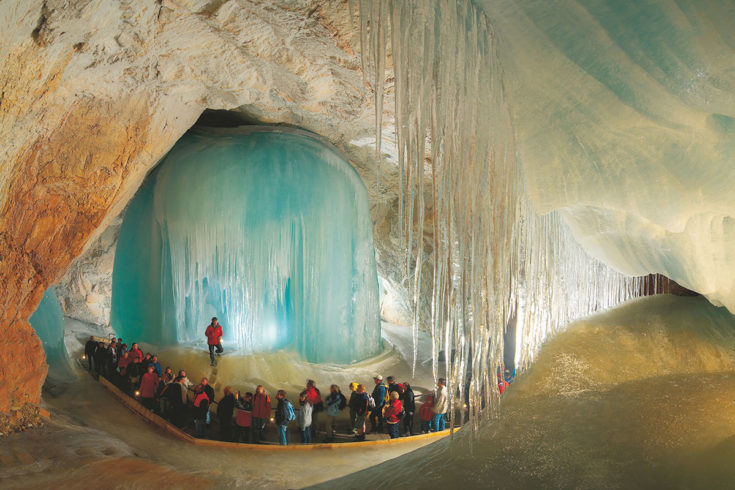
432, 378, 448, 431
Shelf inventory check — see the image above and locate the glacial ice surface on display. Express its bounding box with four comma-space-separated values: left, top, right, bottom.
111, 127, 380, 364
29, 287, 72, 376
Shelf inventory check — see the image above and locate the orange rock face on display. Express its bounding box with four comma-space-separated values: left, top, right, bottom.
0, 94, 153, 416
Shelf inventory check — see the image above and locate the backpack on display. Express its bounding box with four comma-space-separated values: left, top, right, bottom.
286, 400, 296, 421
383, 384, 390, 405
338, 393, 347, 410
357, 395, 369, 416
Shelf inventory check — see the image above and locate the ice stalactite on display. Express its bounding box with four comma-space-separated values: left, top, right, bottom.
29, 287, 72, 377
111, 128, 381, 364
355, 0, 644, 430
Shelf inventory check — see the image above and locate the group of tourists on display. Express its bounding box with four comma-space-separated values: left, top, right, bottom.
82, 316, 454, 446
84, 338, 451, 445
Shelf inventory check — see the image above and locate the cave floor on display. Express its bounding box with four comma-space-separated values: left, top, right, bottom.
1, 373, 446, 489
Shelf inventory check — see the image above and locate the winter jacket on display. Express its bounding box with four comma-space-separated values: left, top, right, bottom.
402, 386, 416, 413
151, 361, 162, 377
252, 393, 271, 418
298, 402, 313, 430
193, 393, 209, 420
117, 356, 131, 375
139, 372, 159, 398
419, 397, 434, 421
202, 384, 215, 403
217, 393, 236, 424
235, 399, 253, 427
275, 398, 292, 426
205, 324, 223, 345
371, 383, 387, 408
350, 391, 370, 416
84, 339, 97, 358
383, 399, 403, 424
129, 347, 144, 363
325, 392, 346, 417
433, 386, 448, 414
306, 386, 323, 412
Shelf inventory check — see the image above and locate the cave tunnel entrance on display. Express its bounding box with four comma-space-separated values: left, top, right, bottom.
109, 123, 382, 364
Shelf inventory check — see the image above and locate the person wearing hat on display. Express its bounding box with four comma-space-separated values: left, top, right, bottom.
369, 374, 387, 433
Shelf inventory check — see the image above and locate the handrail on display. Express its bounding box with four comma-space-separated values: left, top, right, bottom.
97, 376, 457, 450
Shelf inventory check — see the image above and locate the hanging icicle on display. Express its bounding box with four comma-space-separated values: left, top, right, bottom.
357, 0, 643, 433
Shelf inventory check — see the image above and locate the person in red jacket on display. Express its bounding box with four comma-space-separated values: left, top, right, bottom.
383, 391, 403, 439
139, 365, 159, 411
128, 342, 144, 364
205, 317, 224, 366
251, 385, 271, 443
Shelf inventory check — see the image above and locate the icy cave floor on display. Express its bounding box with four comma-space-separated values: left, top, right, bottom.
1, 322, 441, 489
9, 296, 735, 489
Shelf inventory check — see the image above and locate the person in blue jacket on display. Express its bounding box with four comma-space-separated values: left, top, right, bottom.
369, 374, 387, 433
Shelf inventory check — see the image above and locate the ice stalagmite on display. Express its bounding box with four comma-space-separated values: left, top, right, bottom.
111, 127, 381, 364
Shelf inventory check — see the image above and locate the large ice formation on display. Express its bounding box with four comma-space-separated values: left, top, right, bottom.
28, 287, 72, 376
111, 127, 381, 364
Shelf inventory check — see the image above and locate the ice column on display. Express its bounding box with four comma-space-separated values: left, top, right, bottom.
111, 128, 381, 364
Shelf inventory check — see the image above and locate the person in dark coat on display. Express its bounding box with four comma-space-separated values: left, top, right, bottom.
165, 375, 189, 427
401, 382, 416, 436
84, 336, 97, 372
93, 342, 107, 378
217, 386, 236, 441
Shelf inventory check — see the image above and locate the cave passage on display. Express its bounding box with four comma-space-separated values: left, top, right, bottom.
111, 127, 381, 364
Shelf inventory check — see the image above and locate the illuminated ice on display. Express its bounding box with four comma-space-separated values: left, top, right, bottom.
111, 127, 381, 364
29, 287, 72, 376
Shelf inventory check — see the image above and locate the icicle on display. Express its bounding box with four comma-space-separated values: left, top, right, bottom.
357, 0, 644, 427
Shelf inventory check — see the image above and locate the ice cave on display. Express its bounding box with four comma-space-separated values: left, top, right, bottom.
2, 0, 735, 488
111, 128, 381, 364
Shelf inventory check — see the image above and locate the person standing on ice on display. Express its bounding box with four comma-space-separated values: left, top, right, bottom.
205, 317, 224, 366
432, 378, 448, 431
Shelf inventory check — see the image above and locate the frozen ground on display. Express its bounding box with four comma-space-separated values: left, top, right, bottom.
1, 320, 443, 489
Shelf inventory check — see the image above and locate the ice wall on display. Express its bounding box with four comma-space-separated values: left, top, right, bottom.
478, 0, 735, 310
356, 0, 649, 427
111, 127, 381, 364
29, 287, 72, 376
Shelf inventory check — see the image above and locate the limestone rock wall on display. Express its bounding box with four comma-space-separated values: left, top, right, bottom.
0, 0, 413, 419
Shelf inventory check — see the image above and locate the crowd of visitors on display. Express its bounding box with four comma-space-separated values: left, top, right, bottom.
83, 336, 454, 446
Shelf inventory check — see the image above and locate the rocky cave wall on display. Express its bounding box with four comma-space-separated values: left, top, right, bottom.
0, 0, 417, 420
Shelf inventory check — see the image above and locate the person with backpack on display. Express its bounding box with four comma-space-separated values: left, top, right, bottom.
383, 391, 403, 439
352, 384, 370, 441
298, 391, 313, 443
401, 382, 416, 436
419, 394, 435, 433
275, 390, 295, 445
252, 385, 271, 443
369, 374, 387, 433
324, 384, 346, 442
234, 391, 253, 443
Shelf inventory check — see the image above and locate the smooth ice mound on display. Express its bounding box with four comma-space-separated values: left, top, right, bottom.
29, 287, 72, 376
111, 127, 381, 364
479, 0, 735, 310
